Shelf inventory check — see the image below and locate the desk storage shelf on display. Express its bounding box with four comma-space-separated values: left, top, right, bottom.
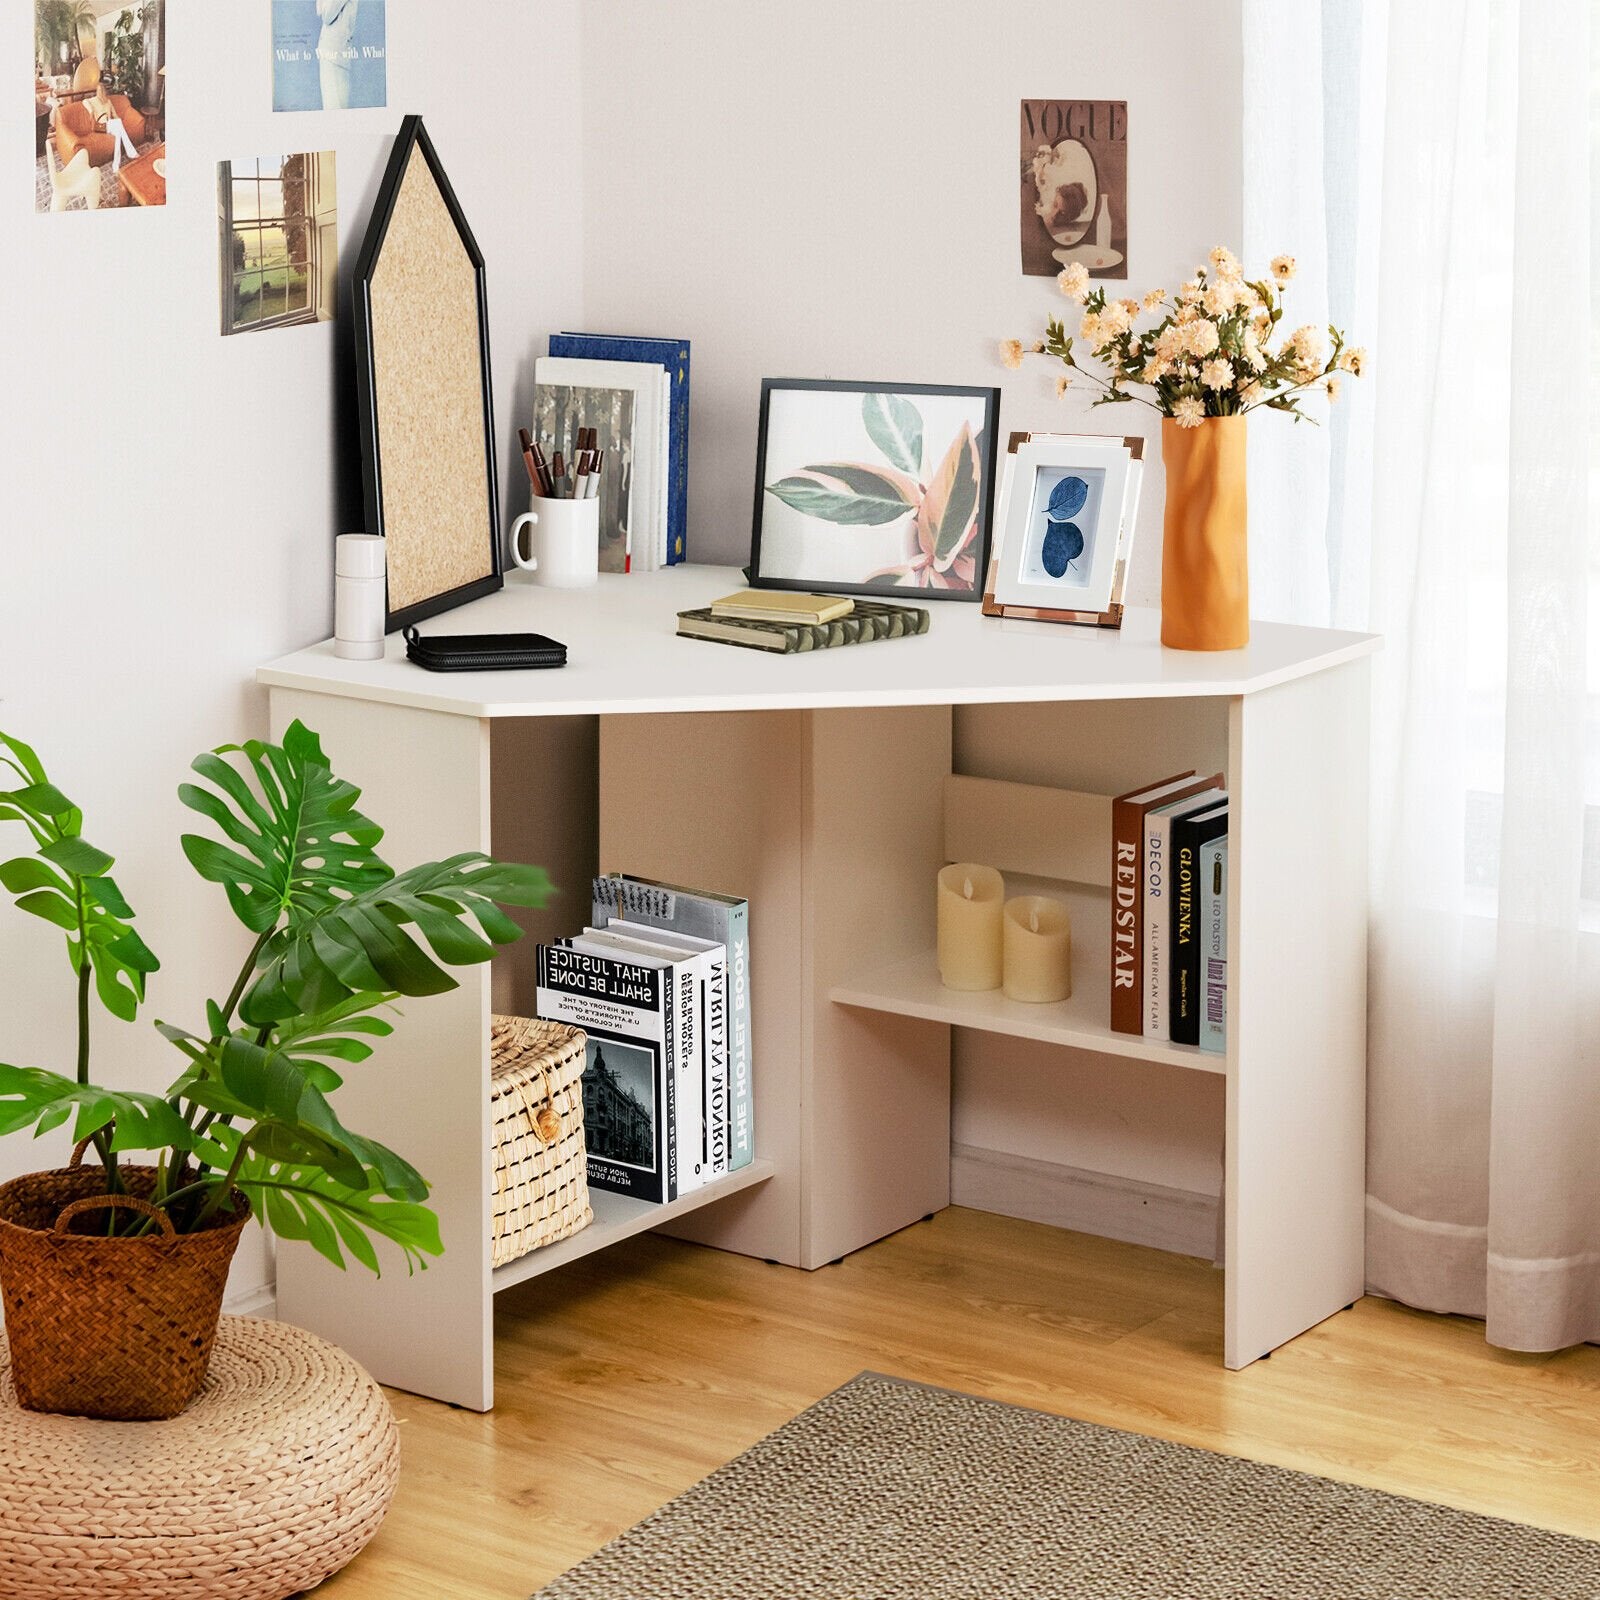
259, 564, 1378, 1410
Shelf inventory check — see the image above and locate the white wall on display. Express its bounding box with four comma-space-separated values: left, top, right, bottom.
0, 1, 585, 1304
581, 0, 1244, 1211
581, 0, 1243, 605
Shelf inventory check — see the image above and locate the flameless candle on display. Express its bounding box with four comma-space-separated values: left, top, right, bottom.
937, 864, 1005, 991
1002, 894, 1072, 1003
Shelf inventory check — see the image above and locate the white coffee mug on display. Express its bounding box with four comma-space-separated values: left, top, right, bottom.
509, 496, 601, 588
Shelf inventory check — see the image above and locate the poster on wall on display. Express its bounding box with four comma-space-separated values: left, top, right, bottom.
271, 0, 387, 112
34, 0, 168, 214
1019, 99, 1127, 279
217, 153, 339, 336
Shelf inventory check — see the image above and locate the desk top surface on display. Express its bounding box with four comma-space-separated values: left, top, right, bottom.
257, 565, 1379, 719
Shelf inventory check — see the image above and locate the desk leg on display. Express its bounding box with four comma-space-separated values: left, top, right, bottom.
600, 704, 952, 1269
269, 690, 495, 1411
1225, 660, 1370, 1367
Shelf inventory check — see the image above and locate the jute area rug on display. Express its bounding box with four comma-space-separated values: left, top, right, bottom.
535, 1372, 1599, 1599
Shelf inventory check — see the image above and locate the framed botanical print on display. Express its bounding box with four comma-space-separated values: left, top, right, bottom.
750, 379, 1001, 601
983, 432, 1142, 627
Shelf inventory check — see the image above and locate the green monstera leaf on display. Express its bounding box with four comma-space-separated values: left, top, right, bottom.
0, 731, 158, 1026
178, 720, 393, 936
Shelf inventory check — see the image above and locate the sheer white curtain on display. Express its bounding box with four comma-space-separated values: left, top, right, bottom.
1243, 0, 1598, 1350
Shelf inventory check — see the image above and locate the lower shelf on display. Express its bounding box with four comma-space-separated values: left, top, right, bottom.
491, 1158, 777, 1293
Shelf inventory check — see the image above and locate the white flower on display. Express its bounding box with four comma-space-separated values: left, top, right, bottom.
1209, 245, 1242, 280
1155, 324, 1188, 361
1324, 374, 1342, 402
1142, 288, 1168, 312
1200, 358, 1234, 390
1287, 323, 1323, 371
1029, 340, 1045, 354
1177, 278, 1204, 304
999, 339, 1025, 371
1055, 374, 1072, 398
1172, 395, 1207, 429
1337, 345, 1367, 376
1241, 327, 1267, 371
1237, 379, 1265, 406
1184, 319, 1221, 358
1057, 262, 1091, 302
1202, 280, 1239, 317
1078, 312, 1103, 348
1271, 254, 1297, 282
1097, 301, 1133, 339
1141, 357, 1172, 383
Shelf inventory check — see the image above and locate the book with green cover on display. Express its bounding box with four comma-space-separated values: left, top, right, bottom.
676, 599, 930, 654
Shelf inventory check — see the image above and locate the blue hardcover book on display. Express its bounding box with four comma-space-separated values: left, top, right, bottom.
1198, 838, 1228, 1054
551, 334, 691, 565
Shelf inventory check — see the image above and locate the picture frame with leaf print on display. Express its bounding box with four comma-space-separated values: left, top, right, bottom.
749, 379, 1001, 601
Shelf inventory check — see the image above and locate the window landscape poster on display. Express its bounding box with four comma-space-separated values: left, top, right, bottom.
217, 153, 338, 335
34, 0, 168, 215
271, 0, 386, 112
1019, 99, 1127, 279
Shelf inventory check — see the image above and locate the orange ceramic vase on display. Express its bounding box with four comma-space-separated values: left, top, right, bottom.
1159, 415, 1249, 651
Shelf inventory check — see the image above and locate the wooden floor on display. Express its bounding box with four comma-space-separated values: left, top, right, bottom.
316, 1207, 1600, 1599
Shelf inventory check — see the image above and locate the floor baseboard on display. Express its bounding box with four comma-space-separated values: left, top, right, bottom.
224, 1283, 278, 1320
951, 1143, 1220, 1261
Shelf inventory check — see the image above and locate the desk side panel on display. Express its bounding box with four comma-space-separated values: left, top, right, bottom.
270, 688, 494, 1410
804, 706, 953, 1266
599, 710, 807, 1265
1225, 661, 1370, 1367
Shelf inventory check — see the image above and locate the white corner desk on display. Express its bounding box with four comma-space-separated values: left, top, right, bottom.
258, 565, 1378, 1410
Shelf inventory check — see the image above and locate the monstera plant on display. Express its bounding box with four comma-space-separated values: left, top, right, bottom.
0, 720, 550, 1417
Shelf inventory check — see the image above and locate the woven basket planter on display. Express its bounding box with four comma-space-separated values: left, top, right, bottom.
491, 1014, 592, 1266
0, 1149, 248, 1421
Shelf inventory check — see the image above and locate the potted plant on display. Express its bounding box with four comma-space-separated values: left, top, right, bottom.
1001, 247, 1366, 650
0, 720, 550, 1419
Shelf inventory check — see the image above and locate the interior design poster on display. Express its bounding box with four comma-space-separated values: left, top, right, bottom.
217, 153, 338, 335
1019, 99, 1127, 278
271, 0, 387, 112
34, 0, 168, 214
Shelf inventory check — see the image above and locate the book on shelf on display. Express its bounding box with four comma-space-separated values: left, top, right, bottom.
676, 599, 930, 655
549, 334, 690, 565
1143, 784, 1226, 1042
1109, 771, 1224, 1035
592, 875, 754, 1172
534, 354, 670, 573
603, 920, 729, 1181
1170, 801, 1228, 1047
535, 941, 682, 1202
562, 928, 707, 1196
1199, 837, 1228, 1055
710, 589, 855, 625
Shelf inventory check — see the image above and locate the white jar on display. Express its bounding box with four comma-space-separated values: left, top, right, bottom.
334, 534, 386, 661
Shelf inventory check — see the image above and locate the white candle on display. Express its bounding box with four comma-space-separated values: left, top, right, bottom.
937, 864, 1005, 991
1003, 895, 1072, 1003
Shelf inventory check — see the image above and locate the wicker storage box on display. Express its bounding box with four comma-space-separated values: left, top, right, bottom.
491, 1015, 592, 1267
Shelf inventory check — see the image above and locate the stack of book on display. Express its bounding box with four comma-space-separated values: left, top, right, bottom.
1109, 771, 1229, 1053
535, 876, 754, 1204
677, 589, 931, 654
533, 334, 690, 573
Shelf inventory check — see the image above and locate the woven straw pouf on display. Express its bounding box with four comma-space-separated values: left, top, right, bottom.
0, 1315, 400, 1600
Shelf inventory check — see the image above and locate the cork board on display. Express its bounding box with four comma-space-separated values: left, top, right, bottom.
355, 118, 500, 627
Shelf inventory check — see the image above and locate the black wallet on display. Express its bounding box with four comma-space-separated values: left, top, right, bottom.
404, 627, 567, 672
